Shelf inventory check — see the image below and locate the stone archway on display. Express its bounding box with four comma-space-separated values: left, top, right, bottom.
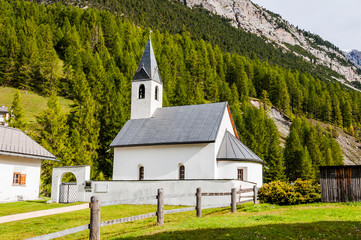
51, 166, 90, 203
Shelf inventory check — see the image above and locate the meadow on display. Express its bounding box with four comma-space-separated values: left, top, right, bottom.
0, 87, 72, 126
1, 200, 361, 239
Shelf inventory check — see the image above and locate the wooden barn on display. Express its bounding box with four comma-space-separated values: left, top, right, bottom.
320, 165, 361, 202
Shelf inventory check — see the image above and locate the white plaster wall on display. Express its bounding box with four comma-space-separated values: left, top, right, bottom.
0, 155, 41, 202
131, 80, 162, 119
51, 166, 91, 203
113, 143, 216, 180
217, 161, 263, 187
214, 106, 237, 178
81, 179, 256, 205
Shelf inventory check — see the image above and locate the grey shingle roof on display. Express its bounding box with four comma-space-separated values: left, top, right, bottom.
0, 106, 8, 113
110, 102, 227, 147
0, 126, 57, 161
133, 38, 162, 84
217, 131, 264, 164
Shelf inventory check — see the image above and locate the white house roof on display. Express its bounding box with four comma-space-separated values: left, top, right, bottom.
0, 126, 57, 161
110, 102, 228, 147
0, 106, 8, 113
217, 131, 264, 164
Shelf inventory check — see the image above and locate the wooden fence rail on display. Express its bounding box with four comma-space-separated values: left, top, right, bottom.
27, 225, 89, 240
26, 185, 258, 240
101, 212, 157, 227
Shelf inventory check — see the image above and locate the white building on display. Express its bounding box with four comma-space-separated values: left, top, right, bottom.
50, 36, 264, 205
110, 36, 264, 187
0, 105, 9, 126
0, 126, 57, 202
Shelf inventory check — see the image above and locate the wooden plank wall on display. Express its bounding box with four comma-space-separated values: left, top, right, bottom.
320, 166, 361, 202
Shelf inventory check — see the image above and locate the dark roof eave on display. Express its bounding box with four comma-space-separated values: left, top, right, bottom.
0, 150, 58, 161
217, 157, 265, 165
111, 140, 215, 148
132, 78, 161, 83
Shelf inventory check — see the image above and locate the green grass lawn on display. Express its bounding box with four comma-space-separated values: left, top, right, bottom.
0, 87, 73, 125
0, 199, 83, 217
1, 201, 361, 240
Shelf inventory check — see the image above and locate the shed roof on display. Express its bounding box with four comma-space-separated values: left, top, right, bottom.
217, 131, 264, 164
0, 126, 56, 161
133, 37, 162, 84
110, 102, 227, 147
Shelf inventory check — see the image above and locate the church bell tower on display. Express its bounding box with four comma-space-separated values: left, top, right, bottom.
131, 32, 163, 119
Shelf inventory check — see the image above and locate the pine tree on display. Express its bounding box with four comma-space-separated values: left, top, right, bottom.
300, 146, 315, 180
36, 94, 70, 195
9, 90, 27, 130
342, 100, 352, 129
284, 122, 304, 181
68, 70, 100, 173
332, 96, 343, 127
264, 120, 286, 182
325, 148, 333, 165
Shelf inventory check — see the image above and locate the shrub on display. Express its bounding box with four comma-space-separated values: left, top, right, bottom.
258, 179, 321, 205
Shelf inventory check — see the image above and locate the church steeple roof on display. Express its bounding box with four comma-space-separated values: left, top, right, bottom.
133, 32, 162, 84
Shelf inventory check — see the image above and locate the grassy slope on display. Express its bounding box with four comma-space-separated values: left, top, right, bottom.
1, 202, 361, 239
0, 87, 73, 125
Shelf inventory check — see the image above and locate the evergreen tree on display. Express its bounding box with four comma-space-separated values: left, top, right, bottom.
264, 120, 286, 182
284, 122, 304, 181
332, 96, 343, 127
342, 100, 352, 129
36, 94, 70, 195
9, 90, 27, 130
300, 146, 315, 180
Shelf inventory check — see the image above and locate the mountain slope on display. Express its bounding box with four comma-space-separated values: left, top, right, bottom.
36, 0, 346, 84
345, 50, 361, 70
1, 0, 357, 183
182, 0, 361, 85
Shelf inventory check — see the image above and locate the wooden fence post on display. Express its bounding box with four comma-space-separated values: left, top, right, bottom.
157, 188, 164, 226
231, 188, 237, 213
89, 196, 100, 240
253, 185, 258, 204
196, 187, 202, 217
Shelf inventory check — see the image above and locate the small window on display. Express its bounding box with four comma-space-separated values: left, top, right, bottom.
179, 165, 185, 180
139, 84, 145, 99
237, 169, 243, 181
139, 166, 144, 180
13, 172, 26, 185
155, 86, 159, 100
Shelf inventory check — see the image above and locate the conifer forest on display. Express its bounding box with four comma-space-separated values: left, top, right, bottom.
0, 0, 356, 194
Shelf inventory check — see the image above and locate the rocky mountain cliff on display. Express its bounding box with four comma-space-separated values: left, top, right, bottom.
345, 50, 361, 70
182, 0, 361, 85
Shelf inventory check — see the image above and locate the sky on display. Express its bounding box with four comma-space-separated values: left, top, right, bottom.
251, 0, 361, 51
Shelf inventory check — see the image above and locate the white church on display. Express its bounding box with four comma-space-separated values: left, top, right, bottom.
51, 36, 264, 205
110, 36, 264, 185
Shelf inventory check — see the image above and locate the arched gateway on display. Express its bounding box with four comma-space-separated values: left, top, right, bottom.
51, 166, 90, 203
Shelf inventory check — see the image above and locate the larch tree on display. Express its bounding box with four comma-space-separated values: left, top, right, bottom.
9, 90, 27, 131
36, 94, 70, 196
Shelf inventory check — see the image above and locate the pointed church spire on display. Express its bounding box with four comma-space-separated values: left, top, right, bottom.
133, 31, 162, 84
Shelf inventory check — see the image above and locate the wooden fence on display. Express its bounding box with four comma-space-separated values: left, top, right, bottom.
26, 186, 258, 240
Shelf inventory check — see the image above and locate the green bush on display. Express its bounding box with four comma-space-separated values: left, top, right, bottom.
258, 179, 321, 205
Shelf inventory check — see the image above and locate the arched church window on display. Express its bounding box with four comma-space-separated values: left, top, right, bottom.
179, 165, 185, 180
139, 84, 145, 99
155, 86, 159, 100
139, 166, 144, 180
